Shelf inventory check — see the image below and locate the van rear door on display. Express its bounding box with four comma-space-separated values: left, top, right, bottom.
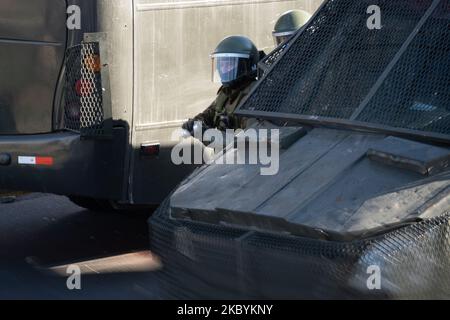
0, 0, 67, 134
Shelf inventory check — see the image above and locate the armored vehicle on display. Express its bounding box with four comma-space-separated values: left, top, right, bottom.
150, 0, 450, 298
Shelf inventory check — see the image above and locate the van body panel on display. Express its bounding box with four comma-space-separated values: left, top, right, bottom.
96, 0, 134, 126
91, 0, 135, 202
0, 0, 67, 134
0, 0, 67, 42
133, 0, 321, 126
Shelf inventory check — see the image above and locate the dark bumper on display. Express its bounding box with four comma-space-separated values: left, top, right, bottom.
0, 129, 127, 200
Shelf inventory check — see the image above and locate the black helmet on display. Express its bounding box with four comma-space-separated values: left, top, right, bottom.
211, 35, 259, 86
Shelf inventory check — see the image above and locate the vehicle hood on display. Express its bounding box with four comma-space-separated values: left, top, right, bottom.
169, 126, 450, 240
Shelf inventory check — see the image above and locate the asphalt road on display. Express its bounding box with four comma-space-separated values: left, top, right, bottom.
0, 193, 163, 299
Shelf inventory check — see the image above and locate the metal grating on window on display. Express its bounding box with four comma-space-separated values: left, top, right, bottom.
237, 0, 450, 139
257, 41, 289, 78
63, 42, 112, 138
355, 7, 450, 135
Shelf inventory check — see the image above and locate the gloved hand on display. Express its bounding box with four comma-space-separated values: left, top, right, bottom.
218, 114, 231, 131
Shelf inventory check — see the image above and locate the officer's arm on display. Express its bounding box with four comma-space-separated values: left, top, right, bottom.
193, 99, 216, 128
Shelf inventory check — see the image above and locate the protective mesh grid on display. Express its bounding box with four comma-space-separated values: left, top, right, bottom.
64, 45, 82, 131
238, 0, 450, 137
356, 6, 450, 134
150, 199, 450, 299
64, 42, 109, 137
257, 42, 289, 78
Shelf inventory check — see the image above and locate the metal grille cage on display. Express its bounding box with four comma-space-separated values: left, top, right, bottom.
257, 42, 289, 78
64, 42, 111, 138
150, 199, 450, 299
355, 7, 450, 134
237, 0, 450, 139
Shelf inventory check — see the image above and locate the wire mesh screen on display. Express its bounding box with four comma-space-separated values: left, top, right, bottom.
355, 6, 450, 134
150, 199, 450, 299
64, 45, 82, 131
64, 42, 111, 138
257, 42, 289, 78
237, 0, 450, 137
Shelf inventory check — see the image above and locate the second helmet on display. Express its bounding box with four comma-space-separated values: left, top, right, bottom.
273, 9, 312, 46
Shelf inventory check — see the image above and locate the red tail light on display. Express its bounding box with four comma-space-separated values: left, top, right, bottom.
75, 79, 95, 97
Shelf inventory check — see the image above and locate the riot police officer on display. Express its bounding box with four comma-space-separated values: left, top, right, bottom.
258, 9, 312, 79
183, 35, 259, 134
272, 9, 312, 46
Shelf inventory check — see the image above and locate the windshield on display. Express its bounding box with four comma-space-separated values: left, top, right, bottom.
237, 0, 450, 140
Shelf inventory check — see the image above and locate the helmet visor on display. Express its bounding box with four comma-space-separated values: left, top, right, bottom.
211, 53, 250, 84
273, 31, 295, 46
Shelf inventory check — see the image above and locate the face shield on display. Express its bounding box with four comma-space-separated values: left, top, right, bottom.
272, 31, 295, 46
211, 53, 251, 85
